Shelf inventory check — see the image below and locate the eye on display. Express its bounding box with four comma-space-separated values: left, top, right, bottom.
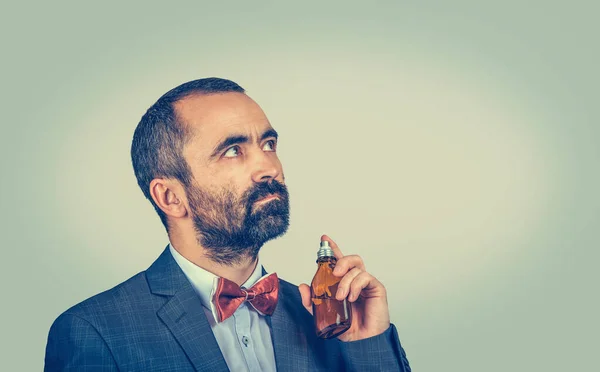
223, 146, 241, 158
263, 140, 277, 152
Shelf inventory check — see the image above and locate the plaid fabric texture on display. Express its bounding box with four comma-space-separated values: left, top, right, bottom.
45, 246, 411, 371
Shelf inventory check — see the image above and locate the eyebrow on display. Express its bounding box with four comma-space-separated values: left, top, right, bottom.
210, 128, 279, 159
260, 128, 279, 142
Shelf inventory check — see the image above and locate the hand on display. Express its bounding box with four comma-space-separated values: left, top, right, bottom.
298, 235, 391, 342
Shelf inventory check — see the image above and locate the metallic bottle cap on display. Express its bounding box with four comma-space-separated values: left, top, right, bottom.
317, 240, 335, 259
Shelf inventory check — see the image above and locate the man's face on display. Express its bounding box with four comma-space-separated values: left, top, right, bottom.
175, 92, 289, 264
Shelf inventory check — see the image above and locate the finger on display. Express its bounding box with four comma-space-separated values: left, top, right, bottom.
321, 235, 344, 259
298, 283, 313, 315
335, 267, 362, 301
347, 272, 377, 302
332, 254, 366, 277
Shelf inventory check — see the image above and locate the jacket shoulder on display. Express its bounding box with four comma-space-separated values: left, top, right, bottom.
52, 271, 152, 323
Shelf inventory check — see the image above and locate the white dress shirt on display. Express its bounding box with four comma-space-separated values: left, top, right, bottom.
169, 244, 277, 372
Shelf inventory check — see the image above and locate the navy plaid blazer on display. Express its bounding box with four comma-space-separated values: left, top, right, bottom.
45, 246, 411, 371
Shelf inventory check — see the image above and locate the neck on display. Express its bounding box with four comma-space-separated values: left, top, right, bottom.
168, 227, 259, 286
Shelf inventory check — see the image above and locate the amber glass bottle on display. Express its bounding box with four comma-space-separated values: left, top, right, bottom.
310, 241, 353, 339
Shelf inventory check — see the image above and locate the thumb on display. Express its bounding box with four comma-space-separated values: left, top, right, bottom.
298, 283, 313, 315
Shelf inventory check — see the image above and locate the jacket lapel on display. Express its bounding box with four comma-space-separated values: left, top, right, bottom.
147, 246, 229, 372
264, 269, 314, 371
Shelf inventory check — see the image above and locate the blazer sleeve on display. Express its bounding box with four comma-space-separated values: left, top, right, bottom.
337, 323, 411, 372
44, 313, 119, 372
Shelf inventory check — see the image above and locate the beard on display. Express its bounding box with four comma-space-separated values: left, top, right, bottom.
186, 179, 290, 265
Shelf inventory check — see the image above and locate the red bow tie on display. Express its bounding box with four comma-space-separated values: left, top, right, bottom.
213, 272, 279, 323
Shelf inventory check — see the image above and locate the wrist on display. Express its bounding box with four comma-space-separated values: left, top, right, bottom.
337, 323, 391, 342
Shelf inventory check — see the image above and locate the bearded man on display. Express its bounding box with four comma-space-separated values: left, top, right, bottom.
44, 78, 411, 372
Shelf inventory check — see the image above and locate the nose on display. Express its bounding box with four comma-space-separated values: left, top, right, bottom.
250, 151, 281, 184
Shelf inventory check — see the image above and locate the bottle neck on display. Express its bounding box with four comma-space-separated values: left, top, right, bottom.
316, 256, 337, 264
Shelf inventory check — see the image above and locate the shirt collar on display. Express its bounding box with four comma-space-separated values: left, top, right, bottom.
168, 243, 265, 320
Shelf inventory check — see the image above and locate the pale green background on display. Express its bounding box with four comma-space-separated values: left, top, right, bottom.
1, 1, 598, 371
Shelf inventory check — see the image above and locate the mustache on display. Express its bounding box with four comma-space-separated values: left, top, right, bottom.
245, 179, 288, 205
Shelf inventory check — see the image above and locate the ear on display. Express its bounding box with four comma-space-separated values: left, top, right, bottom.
149, 178, 188, 220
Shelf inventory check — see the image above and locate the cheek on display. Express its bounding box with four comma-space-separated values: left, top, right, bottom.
219, 173, 252, 199
203, 163, 245, 190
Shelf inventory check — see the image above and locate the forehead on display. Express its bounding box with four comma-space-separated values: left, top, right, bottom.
175, 92, 273, 155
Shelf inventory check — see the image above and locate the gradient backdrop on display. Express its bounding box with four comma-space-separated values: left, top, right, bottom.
1, 1, 598, 371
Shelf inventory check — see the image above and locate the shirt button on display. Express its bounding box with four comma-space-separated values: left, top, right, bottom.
242, 336, 249, 346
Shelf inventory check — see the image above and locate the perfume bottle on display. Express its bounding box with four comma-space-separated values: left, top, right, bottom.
310, 241, 353, 339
